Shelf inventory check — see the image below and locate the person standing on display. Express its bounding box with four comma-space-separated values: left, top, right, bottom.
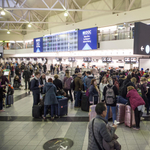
43, 78, 58, 120
43, 63, 47, 73
74, 73, 83, 107
63, 72, 73, 102
0, 77, 5, 112
53, 74, 63, 90
75, 65, 80, 73
60, 64, 63, 71
30, 72, 43, 105
103, 78, 118, 123
85, 71, 94, 90
40, 74, 47, 94
50, 64, 54, 75
23, 67, 31, 90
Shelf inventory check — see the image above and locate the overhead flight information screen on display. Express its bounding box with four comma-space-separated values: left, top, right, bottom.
43, 30, 78, 52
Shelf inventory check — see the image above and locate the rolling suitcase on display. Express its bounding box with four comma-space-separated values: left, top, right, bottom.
32, 105, 42, 118
5, 95, 13, 107
89, 105, 96, 121
57, 97, 68, 116
81, 92, 89, 112
116, 103, 125, 123
124, 105, 136, 127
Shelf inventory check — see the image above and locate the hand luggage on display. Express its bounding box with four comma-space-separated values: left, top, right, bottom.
116, 103, 125, 123
57, 97, 68, 116
89, 105, 96, 121
32, 105, 42, 118
5, 95, 13, 107
124, 105, 136, 127
81, 92, 89, 112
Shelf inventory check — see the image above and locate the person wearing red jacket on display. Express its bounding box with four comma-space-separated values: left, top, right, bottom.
126, 86, 145, 130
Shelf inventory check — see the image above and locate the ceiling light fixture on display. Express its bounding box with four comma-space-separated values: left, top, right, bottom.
64, 12, 68, 17
7, 30, 10, 34
1, 10, 5, 16
28, 24, 31, 27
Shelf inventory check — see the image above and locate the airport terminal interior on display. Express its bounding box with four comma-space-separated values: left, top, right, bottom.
1, 0, 150, 150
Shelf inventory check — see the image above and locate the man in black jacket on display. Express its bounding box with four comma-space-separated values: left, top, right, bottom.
43, 63, 47, 73
15, 65, 22, 86
23, 67, 31, 90
50, 64, 54, 75
30, 72, 43, 105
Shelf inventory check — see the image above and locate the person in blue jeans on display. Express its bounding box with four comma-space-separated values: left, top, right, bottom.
43, 78, 58, 120
103, 77, 118, 123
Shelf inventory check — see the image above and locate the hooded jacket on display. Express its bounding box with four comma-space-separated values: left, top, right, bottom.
126, 89, 145, 110
85, 75, 94, 89
43, 82, 58, 105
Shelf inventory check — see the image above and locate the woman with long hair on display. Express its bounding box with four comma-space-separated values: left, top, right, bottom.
99, 76, 108, 101
89, 79, 100, 104
63, 72, 73, 102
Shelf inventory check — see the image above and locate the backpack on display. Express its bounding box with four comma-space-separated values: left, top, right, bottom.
105, 85, 115, 105
7, 85, 14, 95
137, 84, 142, 97
70, 80, 75, 90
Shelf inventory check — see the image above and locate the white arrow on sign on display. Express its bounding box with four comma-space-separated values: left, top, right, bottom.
141, 46, 144, 51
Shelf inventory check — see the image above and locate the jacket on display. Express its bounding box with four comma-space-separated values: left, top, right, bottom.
74, 77, 83, 91
53, 78, 63, 90
89, 85, 98, 102
15, 67, 21, 76
40, 77, 47, 94
99, 83, 108, 100
43, 82, 58, 105
103, 85, 118, 106
75, 68, 80, 72
30, 78, 40, 94
43, 64, 47, 72
88, 115, 116, 150
63, 77, 73, 90
1, 75, 9, 85
23, 70, 31, 81
126, 89, 145, 110
85, 75, 94, 89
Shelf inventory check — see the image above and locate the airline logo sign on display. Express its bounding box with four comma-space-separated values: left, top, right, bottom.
78, 27, 97, 50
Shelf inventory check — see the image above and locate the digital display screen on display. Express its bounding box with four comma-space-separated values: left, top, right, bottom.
34, 37, 43, 53
34, 58, 37, 61
134, 22, 150, 55
102, 57, 107, 62
0, 53, 3, 58
56, 58, 62, 62
43, 31, 78, 52
78, 27, 97, 50
4, 71, 9, 76
107, 57, 112, 62
27, 58, 30, 61
83, 57, 92, 62
131, 57, 137, 63
68, 57, 76, 62
124, 57, 131, 63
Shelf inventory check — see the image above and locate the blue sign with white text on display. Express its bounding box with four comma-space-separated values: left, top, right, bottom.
78, 27, 97, 50
34, 37, 43, 53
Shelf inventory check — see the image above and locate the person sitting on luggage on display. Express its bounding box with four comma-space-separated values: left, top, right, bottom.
89, 79, 100, 105
43, 78, 58, 120
103, 78, 118, 124
88, 102, 119, 150
13, 75, 21, 89
53, 74, 63, 91
0, 77, 6, 112
63, 72, 73, 102
99, 76, 108, 102
126, 86, 145, 130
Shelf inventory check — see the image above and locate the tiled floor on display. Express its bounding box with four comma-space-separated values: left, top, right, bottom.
0, 78, 150, 150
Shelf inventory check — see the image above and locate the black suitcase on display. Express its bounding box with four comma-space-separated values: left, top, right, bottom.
32, 105, 42, 118
57, 97, 68, 116
81, 92, 89, 112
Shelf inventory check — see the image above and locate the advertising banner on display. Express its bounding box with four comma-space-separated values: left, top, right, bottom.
78, 27, 97, 50
34, 37, 43, 53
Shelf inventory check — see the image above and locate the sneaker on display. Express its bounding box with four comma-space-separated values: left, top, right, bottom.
141, 117, 145, 121
42, 115, 46, 120
132, 127, 140, 130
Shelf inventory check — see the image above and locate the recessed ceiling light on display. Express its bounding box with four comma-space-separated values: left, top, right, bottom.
1, 10, 5, 16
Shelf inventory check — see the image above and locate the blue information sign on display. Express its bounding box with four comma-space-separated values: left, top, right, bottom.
78, 27, 97, 50
34, 37, 43, 53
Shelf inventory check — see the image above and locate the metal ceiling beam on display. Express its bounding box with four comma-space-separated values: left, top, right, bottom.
20, 0, 27, 7
3, 7, 123, 12
72, 0, 81, 9
83, 0, 91, 9
32, 12, 41, 22
113, 0, 123, 10
6, 0, 10, 7
0, 21, 69, 24
42, 11, 51, 22
0, 28, 37, 31
51, 0, 59, 9
128, 0, 135, 11
9, 11, 18, 21
103, 0, 112, 10
42, 0, 49, 8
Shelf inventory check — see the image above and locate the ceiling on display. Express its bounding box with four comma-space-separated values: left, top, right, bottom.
0, 0, 146, 35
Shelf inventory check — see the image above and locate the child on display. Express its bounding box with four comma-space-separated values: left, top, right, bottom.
13, 75, 21, 89
126, 86, 145, 130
